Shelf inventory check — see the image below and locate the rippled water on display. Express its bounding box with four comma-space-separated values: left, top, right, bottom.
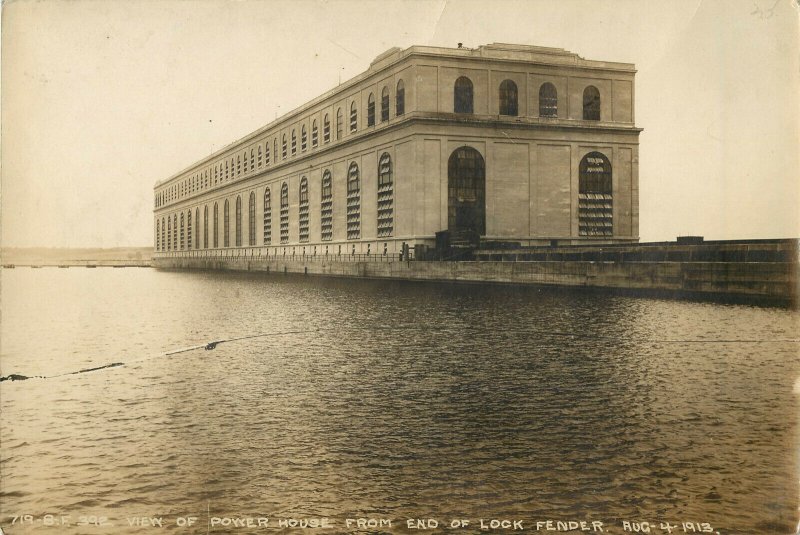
1, 268, 798, 534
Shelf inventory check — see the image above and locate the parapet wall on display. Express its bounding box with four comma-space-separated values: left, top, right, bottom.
154, 255, 797, 307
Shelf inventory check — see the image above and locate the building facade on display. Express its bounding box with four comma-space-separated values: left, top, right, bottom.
152, 43, 641, 260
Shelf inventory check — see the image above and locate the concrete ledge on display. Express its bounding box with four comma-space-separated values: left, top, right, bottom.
153, 258, 798, 307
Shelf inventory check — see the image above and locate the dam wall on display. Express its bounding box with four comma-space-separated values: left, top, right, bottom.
154, 239, 798, 306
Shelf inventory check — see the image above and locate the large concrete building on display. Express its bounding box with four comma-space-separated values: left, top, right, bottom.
153, 43, 641, 260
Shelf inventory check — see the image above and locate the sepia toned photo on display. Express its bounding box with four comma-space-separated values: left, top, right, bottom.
1, 1, 798, 533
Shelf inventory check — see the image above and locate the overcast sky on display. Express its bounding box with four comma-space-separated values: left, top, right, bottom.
2, 0, 798, 248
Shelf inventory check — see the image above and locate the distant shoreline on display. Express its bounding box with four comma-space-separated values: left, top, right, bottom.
1, 247, 152, 265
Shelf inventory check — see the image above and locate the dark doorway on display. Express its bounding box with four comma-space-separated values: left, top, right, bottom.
447, 146, 486, 235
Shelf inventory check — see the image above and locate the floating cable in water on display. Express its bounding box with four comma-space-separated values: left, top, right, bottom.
1, 326, 797, 382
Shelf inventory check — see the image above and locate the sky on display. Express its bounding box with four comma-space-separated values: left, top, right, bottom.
1, 0, 798, 248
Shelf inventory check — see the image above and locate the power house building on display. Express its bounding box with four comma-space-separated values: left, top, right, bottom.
152, 43, 641, 261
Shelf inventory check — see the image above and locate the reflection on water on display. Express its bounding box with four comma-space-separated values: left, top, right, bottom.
1, 268, 798, 534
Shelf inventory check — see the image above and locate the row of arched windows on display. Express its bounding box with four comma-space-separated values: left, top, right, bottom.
452, 77, 601, 121
155, 81, 406, 209
156, 154, 394, 251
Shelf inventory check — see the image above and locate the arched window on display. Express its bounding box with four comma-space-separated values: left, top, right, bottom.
214, 165, 218, 184
321, 170, 333, 241
248, 192, 256, 246
161, 217, 166, 252
280, 183, 289, 244
213, 203, 219, 248
579, 152, 613, 236
173, 214, 178, 250
265, 143, 271, 165
258, 145, 263, 167
454, 76, 474, 114
250, 148, 255, 170
291, 129, 297, 155
539, 82, 557, 117
203, 206, 209, 249
282, 134, 288, 159
237, 155, 241, 176
381, 86, 389, 122
499, 79, 518, 116
349, 101, 357, 133
301, 125, 307, 151
225, 160, 229, 180
156, 220, 160, 251
167, 217, 172, 251
194, 208, 199, 249
180, 213, 185, 250
583, 86, 600, 121
447, 146, 485, 235
396, 80, 405, 116
223, 200, 230, 247
324, 114, 331, 143
336, 108, 343, 140
187, 210, 193, 250
263, 188, 272, 245
346, 162, 360, 240
311, 120, 318, 147
367, 93, 375, 126
273, 139, 277, 162
377, 153, 393, 237
299, 177, 309, 243
235, 196, 242, 246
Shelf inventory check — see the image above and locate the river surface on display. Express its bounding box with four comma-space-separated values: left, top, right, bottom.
1, 268, 798, 534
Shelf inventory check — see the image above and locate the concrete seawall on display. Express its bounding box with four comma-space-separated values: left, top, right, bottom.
154, 256, 797, 307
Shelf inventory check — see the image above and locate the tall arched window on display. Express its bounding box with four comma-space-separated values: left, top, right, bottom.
173, 214, 178, 250
250, 148, 255, 170
248, 192, 256, 246
265, 143, 271, 165
299, 177, 309, 243
167, 217, 172, 251
263, 188, 272, 245
367, 93, 375, 126
282, 134, 288, 159
346, 162, 361, 240
377, 153, 393, 237
273, 139, 277, 162
203, 206, 209, 249
156, 220, 160, 251
499, 79, 518, 116
336, 108, 343, 140
237, 155, 242, 176
324, 114, 331, 143
539, 82, 558, 117
225, 160, 229, 180
311, 120, 318, 147
583, 86, 600, 121
161, 217, 166, 252
180, 213, 185, 250
454, 76, 474, 114
579, 151, 613, 236
321, 170, 333, 241
301, 125, 307, 151
258, 145, 263, 167
349, 101, 357, 133
213, 203, 219, 248
291, 129, 297, 155
235, 196, 242, 247
280, 183, 289, 244
223, 200, 230, 247
381, 86, 390, 122
187, 210, 192, 250
447, 146, 485, 235
194, 208, 199, 249
396, 80, 405, 116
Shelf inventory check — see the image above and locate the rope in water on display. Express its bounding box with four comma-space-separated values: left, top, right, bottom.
1, 326, 797, 382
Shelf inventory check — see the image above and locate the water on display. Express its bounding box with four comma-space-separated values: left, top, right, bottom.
1, 268, 798, 534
